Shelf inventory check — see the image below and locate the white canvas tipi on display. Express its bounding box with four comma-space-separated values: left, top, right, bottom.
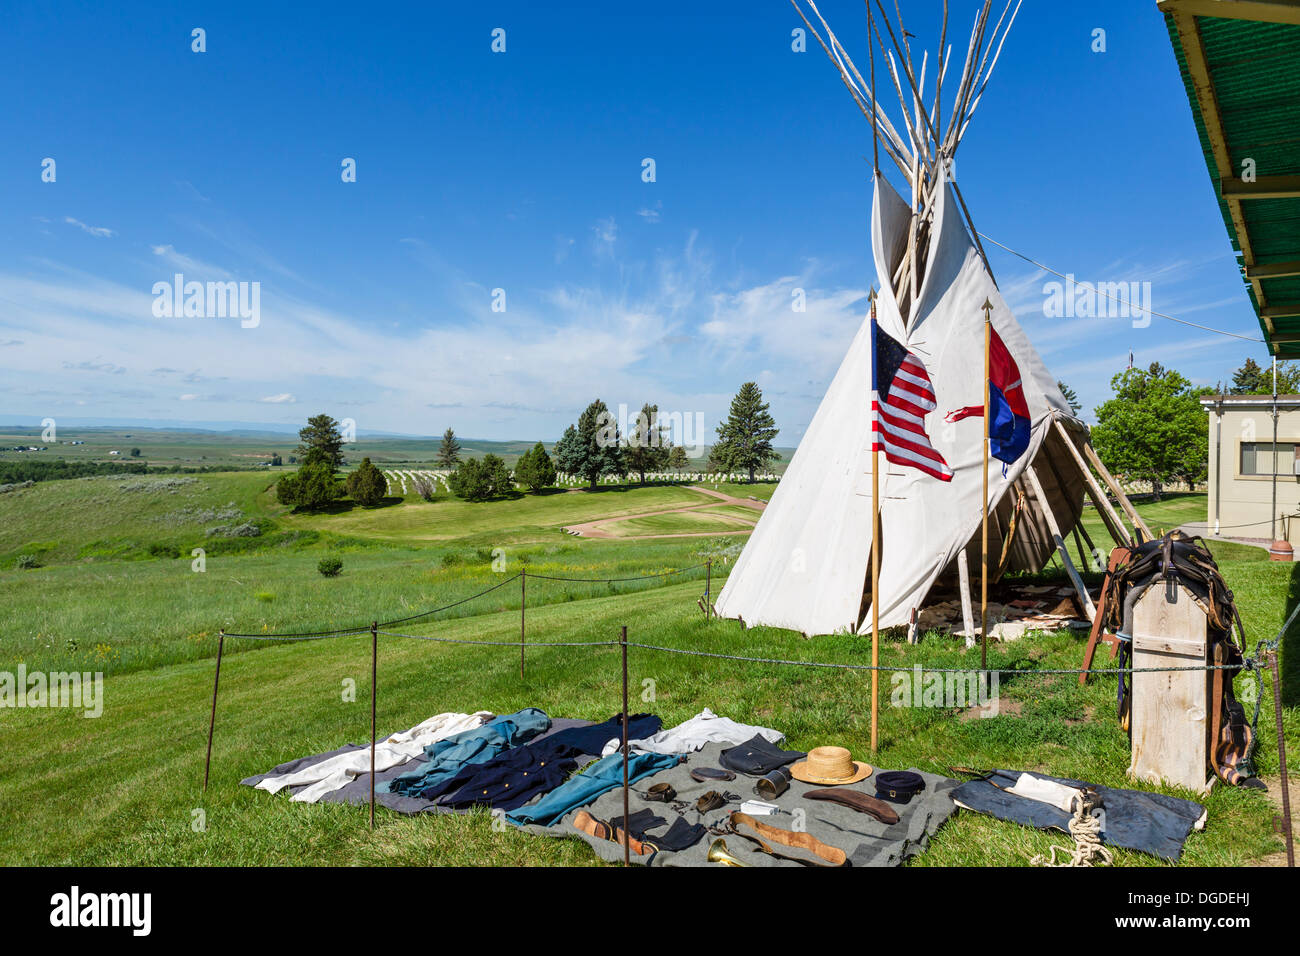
716, 1, 1130, 637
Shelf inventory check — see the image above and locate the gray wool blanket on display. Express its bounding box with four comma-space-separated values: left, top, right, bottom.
515, 742, 959, 866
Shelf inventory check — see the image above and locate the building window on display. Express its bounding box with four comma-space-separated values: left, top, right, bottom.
1241, 441, 1298, 476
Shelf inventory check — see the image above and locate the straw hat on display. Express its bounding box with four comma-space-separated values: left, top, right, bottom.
790, 746, 872, 785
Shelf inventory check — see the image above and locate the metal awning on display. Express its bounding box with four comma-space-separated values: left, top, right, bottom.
1160, 0, 1300, 357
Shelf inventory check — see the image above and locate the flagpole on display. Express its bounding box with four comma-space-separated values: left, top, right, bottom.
980, 298, 993, 685
869, 288, 880, 754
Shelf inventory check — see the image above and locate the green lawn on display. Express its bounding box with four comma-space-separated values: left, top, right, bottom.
0, 477, 1294, 867
602, 509, 755, 537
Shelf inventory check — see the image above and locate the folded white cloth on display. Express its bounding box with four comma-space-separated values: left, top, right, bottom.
600, 708, 784, 757
1006, 772, 1084, 813
256, 710, 493, 802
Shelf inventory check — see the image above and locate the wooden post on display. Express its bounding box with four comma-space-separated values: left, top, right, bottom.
203, 629, 226, 792
1128, 584, 1211, 792
1025, 465, 1097, 619
957, 550, 976, 648
981, 299, 992, 680
620, 625, 630, 867
520, 569, 526, 679
370, 620, 378, 830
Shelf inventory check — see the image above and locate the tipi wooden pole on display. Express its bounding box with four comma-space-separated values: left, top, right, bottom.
1024, 465, 1097, 619
1052, 419, 1131, 548
1083, 441, 1153, 542
957, 550, 976, 648
981, 299, 992, 679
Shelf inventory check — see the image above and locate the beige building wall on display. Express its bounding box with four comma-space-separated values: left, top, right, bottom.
1203, 396, 1300, 544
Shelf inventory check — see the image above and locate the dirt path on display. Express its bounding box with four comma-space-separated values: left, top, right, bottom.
561, 484, 766, 540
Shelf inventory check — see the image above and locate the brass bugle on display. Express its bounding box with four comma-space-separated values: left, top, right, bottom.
707, 838, 748, 866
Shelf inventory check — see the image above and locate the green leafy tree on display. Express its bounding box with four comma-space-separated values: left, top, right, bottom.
270, 454, 283, 466
1092, 363, 1207, 501
714, 382, 779, 482
296, 414, 346, 470
436, 428, 463, 468
625, 402, 670, 484
129, 447, 141, 457
448, 454, 514, 501
514, 442, 557, 493
345, 457, 386, 506
276, 460, 341, 511
557, 400, 624, 489
1057, 381, 1081, 415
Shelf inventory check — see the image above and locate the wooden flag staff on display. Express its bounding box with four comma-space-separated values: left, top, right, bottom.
869, 287, 881, 754
980, 298, 993, 680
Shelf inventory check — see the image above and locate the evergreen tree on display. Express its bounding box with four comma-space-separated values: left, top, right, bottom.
553, 425, 581, 478
345, 457, 386, 506
1057, 380, 1081, 415
557, 400, 624, 489
1230, 357, 1300, 395
296, 414, 346, 471
1092, 363, 1206, 501
667, 444, 689, 474
514, 442, 556, 493
714, 382, 779, 482
436, 428, 463, 468
624, 402, 670, 484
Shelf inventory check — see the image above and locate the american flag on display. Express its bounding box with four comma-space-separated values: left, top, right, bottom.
870, 303, 953, 482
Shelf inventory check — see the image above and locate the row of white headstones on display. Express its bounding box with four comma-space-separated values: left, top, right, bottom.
379, 468, 780, 497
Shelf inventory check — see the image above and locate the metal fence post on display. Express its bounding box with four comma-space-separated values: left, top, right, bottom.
520, 569, 526, 679
370, 620, 378, 830
1270, 649, 1295, 867
203, 629, 226, 792
705, 559, 712, 619
621, 624, 630, 867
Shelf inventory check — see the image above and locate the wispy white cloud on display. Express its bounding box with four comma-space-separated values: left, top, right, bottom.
64, 217, 115, 238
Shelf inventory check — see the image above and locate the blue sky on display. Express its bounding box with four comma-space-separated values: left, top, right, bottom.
0, 1, 1269, 443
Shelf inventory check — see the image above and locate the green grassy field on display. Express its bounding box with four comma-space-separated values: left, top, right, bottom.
0, 470, 1294, 867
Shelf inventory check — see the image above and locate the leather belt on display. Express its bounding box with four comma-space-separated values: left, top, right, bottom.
804, 788, 899, 825
727, 811, 848, 867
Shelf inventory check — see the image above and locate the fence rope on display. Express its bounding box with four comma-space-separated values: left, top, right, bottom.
523, 564, 707, 583
624, 642, 1251, 675
221, 564, 711, 639
377, 629, 620, 648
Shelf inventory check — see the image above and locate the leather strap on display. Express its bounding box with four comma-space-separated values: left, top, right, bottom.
804, 788, 899, 825
728, 811, 848, 867
1080, 546, 1128, 686
1209, 640, 1225, 781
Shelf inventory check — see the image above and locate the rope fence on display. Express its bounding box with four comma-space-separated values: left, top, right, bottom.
200, 561, 1298, 866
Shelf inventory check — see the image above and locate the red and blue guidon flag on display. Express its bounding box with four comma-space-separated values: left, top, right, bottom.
870, 307, 953, 482
946, 325, 1031, 467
